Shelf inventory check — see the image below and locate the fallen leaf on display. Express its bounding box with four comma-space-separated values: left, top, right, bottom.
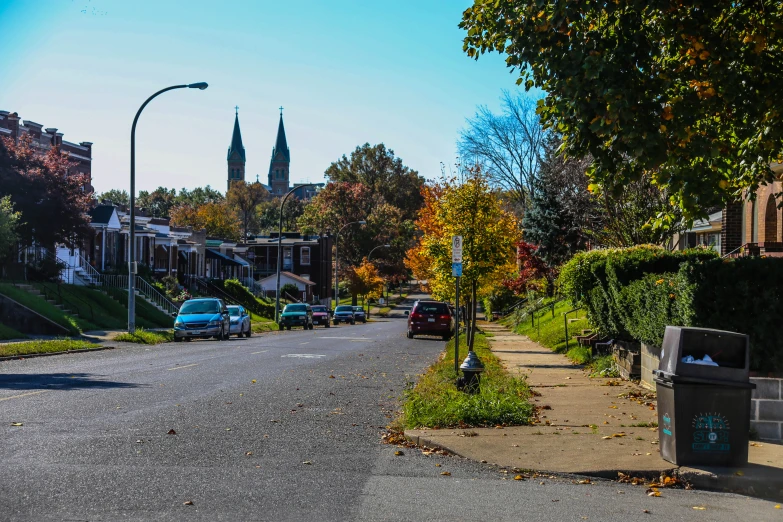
394, 450, 404, 456
302, 460, 312, 465
577, 479, 592, 484
734, 471, 744, 476
245, 451, 253, 456
10, 422, 22, 427
647, 490, 661, 497
440, 471, 451, 476
514, 475, 524, 481
435, 463, 441, 467
183, 500, 193, 505
251, 380, 256, 383
225, 428, 231, 431
329, 375, 335, 378
167, 429, 176, 435
642, 509, 650, 514
775, 504, 781, 509
750, 442, 762, 447
693, 506, 706, 510
135, 440, 143, 444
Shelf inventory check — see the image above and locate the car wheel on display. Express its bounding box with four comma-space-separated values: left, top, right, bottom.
279, 324, 284, 331
442, 334, 450, 341
185, 337, 192, 342
325, 322, 330, 328
174, 336, 182, 343
308, 323, 314, 330
246, 328, 252, 338
407, 330, 413, 339
333, 321, 338, 326
351, 320, 355, 325
286, 326, 291, 331
217, 326, 225, 341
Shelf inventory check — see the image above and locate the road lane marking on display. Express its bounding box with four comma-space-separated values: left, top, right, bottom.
299, 342, 310, 345
167, 363, 199, 371
251, 350, 268, 354
281, 354, 325, 358
0, 390, 50, 402
318, 337, 372, 340
350, 340, 373, 342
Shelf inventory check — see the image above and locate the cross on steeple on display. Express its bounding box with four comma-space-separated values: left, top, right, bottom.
279, 106, 284, 116
235, 105, 239, 115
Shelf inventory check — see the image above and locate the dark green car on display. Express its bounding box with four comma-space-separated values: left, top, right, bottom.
279, 303, 313, 330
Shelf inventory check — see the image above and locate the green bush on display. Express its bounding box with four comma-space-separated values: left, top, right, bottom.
222, 278, 275, 318
621, 272, 680, 346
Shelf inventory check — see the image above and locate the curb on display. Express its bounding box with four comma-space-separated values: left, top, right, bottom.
0, 346, 115, 362
404, 431, 783, 502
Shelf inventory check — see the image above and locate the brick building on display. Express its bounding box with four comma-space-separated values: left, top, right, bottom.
0, 110, 93, 192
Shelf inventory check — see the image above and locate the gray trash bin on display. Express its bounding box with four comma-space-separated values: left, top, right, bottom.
653, 326, 756, 467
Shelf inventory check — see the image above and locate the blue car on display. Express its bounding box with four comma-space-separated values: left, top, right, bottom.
174, 298, 231, 342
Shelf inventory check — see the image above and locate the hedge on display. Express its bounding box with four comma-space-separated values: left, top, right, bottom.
221, 279, 275, 319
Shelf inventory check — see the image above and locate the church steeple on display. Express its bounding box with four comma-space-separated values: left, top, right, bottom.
227, 107, 246, 191
268, 107, 291, 195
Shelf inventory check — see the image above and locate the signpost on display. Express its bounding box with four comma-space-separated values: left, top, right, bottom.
452, 236, 462, 374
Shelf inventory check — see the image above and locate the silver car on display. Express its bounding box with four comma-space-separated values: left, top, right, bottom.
227, 305, 252, 338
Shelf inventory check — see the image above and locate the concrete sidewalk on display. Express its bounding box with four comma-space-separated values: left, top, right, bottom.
405, 322, 783, 500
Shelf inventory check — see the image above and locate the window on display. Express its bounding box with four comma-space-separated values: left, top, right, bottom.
283, 246, 292, 270
301, 246, 310, 265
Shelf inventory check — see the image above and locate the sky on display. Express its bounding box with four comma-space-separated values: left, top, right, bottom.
0, 0, 524, 195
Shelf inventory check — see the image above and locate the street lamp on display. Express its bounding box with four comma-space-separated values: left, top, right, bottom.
128, 82, 208, 333
333, 220, 366, 309
366, 244, 390, 315
275, 184, 315, 323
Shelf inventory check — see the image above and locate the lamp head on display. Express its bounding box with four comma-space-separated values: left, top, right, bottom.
383, 244, 391, 248
188, 82, 209, 90
358, 220, 367, 225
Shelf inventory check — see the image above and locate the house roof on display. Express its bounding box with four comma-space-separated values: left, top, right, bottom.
258, 271, 315, 286
205, 248, 243, 266
88, 205, 116, 225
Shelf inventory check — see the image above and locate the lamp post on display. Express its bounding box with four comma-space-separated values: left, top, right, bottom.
128, 82, 207, 333
333, 220, 366, 309
275, 184, 315, 323
366, 244, 390, 316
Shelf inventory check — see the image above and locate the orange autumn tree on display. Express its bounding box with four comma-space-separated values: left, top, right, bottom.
406, 170, 518, 350
349, 258, 385, 304
170, 201, 240, 241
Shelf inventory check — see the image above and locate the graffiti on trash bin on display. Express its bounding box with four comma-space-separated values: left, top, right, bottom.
662, 413, 672, 436
691, 413, 730, 452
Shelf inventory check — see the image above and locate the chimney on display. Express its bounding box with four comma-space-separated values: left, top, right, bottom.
7, 112, 20, 139
45, 128, 58, 147
80, 142, 93, 157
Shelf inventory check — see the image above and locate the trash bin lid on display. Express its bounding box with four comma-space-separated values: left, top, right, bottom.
658, 326, 750, 384
653, 369, 756, 389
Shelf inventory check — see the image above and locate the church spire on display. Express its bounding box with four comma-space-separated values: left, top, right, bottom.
227, 107, 246, 161
273, 109, 289, 162
268, 107, 291, 195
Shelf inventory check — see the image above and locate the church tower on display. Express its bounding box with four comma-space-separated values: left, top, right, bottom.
227, 107, 246, 192
268, 107, 290, 196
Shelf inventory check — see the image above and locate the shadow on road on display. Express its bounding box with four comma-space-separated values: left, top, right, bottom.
0, 373, 143, 391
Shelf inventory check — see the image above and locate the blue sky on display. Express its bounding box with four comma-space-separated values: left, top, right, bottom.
0, 0, 522, 195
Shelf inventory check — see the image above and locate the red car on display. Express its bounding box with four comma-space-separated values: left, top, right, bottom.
311, 305, 330, 328
406, 300, 454, 340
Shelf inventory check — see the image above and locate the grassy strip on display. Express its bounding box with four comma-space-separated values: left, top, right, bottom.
0, 283, 83, 335
115, 328, 173, 345
0, 339, 96, 357
251, 319, 278, 334
399, 332, 533, 429
103, 287, 173, 328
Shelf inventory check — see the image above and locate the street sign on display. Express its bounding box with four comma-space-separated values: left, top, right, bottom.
452, 262, 462, 277
452, 235, 463, 263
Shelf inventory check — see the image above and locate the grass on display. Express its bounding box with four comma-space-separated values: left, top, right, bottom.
0, 339, 97, 357
399, 332, 534, 429
0, 283, 84, 335
0, 323, 26, 340
251, 314, 278, 334
115, 328, 173, 345
588, 354, 620, 378
103, 287, 173, 328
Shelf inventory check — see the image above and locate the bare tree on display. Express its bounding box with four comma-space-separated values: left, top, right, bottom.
458, 90, 546, 210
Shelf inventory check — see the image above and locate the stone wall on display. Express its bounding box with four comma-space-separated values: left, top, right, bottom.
641, 343, 661, 391
751, 377, 783, 442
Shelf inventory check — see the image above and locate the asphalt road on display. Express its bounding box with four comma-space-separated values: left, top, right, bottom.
0, 306, 780, 521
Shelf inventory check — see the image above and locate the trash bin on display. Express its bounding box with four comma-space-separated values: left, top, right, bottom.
653, 326, 756, 467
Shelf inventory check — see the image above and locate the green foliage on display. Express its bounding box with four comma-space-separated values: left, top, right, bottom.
0, 339, 96, 357
0, 323, 26, 340
0, 283, 83, 335
401, 333, 533, 429
222, 278, 275, 318
280, 283, 300, 300
115, 328, 173, 345
103, 287, 173, 328
620, 273, 680, 347
483, 286, 516, 316
461, 1, 783, 219
96, 189, 129, 207
0, 195, 20, 262
512, 299, 591, 360
588, 355, 620, 378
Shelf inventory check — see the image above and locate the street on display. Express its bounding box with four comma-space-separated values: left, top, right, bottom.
0, 314, 779, 521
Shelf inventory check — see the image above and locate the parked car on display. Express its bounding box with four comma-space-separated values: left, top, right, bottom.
352, 306, 367, 323
227, 305, 252, 338
332, 305, 355, 325
311, 305, 330, 328
405, 300, 454, 340
173, 298, 231, 341
279, 303, 313, 330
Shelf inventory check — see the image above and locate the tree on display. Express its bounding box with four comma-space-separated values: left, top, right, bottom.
299, 182, 409, 285
522, 136, 597, 265
257, 197, 305, 233
458, 90, 545, 211
461, 2, 783, 219
503, 241, 554, 296
280, 283, 300, 301
227, 181, 269, 240
96, 189, 129, 207
324, 143, 425, 221
137, 187, 177, 218
175, 186, 224, 207
0, 135, 92, 249
406, 170, 519, 349
170, 201, 240, 240
0, 196, 20, 262
348, 258, 385, 304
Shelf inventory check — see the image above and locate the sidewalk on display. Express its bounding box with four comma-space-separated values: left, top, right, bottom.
405, 322, 783, 500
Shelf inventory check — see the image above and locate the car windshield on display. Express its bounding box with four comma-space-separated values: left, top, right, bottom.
335, 305, 353, 312
284, 304, 307, 312
179, 300, 220, 314
227, 306, 242, 316
311, 306, 327, 313
352, 307, 363, 312
415, 302, 449, 314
